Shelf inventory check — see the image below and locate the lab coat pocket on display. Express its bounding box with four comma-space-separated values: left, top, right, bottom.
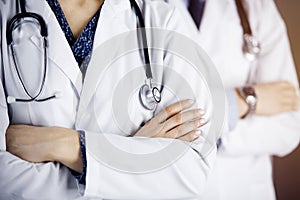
8, 34, 46, 98
5, 35, 44, 124
3, 34, 79, 127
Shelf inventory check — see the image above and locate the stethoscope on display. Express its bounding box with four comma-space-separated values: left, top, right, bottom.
6, 0, 161, 111
6, 0, 53, 104
185, 0, 260, 61
235, 0, 261, 61
129, 0, 161, 110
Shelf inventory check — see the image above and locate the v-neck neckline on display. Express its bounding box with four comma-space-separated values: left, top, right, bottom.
46, 0, 101, 46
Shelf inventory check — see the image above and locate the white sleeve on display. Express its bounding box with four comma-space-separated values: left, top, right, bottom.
1, 48, 78, 199
0, 152, 81, 199
0, 54, 8, 151
83, 4, 220, 199
0, 3, 80, 197
85, 134, 216, 199
0, 63, 81, 199
221, 0, 300, 157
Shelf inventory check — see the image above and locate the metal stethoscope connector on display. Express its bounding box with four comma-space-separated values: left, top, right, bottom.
7, 92, 62, 104
139, 78, 161, 111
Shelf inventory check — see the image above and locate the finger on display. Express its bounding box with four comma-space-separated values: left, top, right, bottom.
155, 99, 195, 123
281, 105, 295, 113
281, 98, 294, 106
292, 103, 299, 111
280, 89, 295, 96
281, 97, 299, 111
162, 109, 205, 132
278, 81, 293, 89
177, 130, 201, 142
280, 90, 299, 101
280, 83, 298, 96
281, 87, 298, 97
291, 98, 300, 111
166, 118, 206, 138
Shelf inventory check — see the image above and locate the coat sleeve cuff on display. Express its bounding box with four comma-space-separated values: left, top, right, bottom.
225, 89, 239, 131
70, 130, 87, 185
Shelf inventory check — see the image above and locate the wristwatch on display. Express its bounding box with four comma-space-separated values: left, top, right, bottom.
238, 86, 257, 119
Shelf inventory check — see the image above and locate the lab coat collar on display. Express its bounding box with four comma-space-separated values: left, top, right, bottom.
200, 0, 231, 34
26, 0, 83, 97
168, 0, 230, 38
24, 0, 135, 117
92, 0, 133, 49
78, 0, 135, 116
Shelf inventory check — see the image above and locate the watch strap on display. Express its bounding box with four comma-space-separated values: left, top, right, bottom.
238, 86, 257, 119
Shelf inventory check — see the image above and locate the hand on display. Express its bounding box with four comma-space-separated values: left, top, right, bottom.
134, 99, 206, 142
236, 81, 299, 117
6, 125, 82, 172
254, 81, 299, 115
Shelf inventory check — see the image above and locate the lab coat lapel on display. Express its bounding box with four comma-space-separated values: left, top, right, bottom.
169, 0, 231, 42
92, 0, 133, 49
26, 0, 82, 97
77, 0, 134, 117
200, 0, 231, 35
170, 0, 199, 36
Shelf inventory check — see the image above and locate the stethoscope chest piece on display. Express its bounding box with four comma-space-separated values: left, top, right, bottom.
139, 84, 161, 111
243, 34, 261, 62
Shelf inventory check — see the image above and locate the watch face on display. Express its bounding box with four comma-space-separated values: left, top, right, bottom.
246, 95, 257, 106
241, 86, 257, 116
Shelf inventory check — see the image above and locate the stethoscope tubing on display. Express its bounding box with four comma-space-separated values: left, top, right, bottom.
130, 0, 161, 110
6, 1, 54, 103
7, 12, 48, 45
9, 37, 49, 100
6, 0, 161, 109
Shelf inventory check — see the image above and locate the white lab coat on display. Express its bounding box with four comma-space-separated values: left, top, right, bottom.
0, 0, 221, 199
167, 0, 300, 199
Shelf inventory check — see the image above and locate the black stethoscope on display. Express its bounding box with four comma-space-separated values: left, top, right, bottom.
6, 0, 161, 111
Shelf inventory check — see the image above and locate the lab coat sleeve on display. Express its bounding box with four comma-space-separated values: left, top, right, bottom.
83, 4, 218, 199
85, 135, 216, 199
0, 2, 81, 197
220, 0, 300, 157
0, 53, 8, 151
225, 89, 239, 131
0, 64, 81, 199
0, 151, 81, 199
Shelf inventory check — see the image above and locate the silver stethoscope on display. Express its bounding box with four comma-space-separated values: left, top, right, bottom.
235, 0, 261, 61
6, 0, 161, 111
186, 0, 261, 61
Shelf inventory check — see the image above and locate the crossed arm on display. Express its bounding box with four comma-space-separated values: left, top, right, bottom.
236, 81, 299, 117
6, 79, 299, 173
6, 99, 206, 173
